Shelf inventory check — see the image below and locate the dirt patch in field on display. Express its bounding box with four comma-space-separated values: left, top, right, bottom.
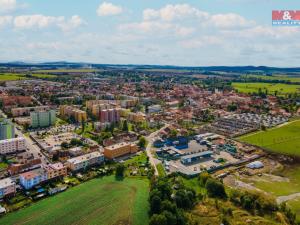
113, 218, 132, 225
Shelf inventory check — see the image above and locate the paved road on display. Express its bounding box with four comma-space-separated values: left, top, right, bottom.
14, 127, 49, 165
145, 123, 170, 176
1, 109, 49, 164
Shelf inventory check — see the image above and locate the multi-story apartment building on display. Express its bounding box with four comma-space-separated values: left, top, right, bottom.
43, 163, 67, 180
99, 108, 120, 123
0, 137, 26, 154
0, 96, 32, 108
0, 118, 15, 140
30, 110, 56, 128
127, 112, 146, 123
59, 105, 87, 123
104, 142, 138, 160
0, 178, 16, 198
65, 152, 104, 171
19, 168, 48, 190
11, 106, 50, 117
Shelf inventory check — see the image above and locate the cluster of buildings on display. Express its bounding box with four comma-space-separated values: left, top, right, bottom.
59, 105, 87, 123
0, 119, 26, 155
0, 95, 32, 109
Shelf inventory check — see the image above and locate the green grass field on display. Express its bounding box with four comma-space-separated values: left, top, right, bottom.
247, 167, 300, 197
0, 176, 149, 225
232, 82, 300, 95
242, 74, 300, 83
0, 73, 26, 81
240, 165, 300, 222
0, 73, 56, 81
239, 120, 300, 157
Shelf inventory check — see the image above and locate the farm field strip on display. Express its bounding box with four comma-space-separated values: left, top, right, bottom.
232, 82, 300, 95
0, 176, 149, 225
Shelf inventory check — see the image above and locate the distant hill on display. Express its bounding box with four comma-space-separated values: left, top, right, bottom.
1, 62, 300, 73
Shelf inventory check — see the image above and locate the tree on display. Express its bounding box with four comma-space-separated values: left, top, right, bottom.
70, 138, 83, 146
150, 195, 162, 214
205, 178, 227, 199
170, 129, 178, 138
81, 121, 85, 133
138, 136, 147, 149
162, 210, 177, 225
115, 163, 125, 178
122, 120, 129, 132
61, 141, 69, 149
149, 214, 167, 225
199, 172, 210, 187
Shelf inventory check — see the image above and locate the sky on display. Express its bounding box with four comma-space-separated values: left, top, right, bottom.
0, 0, 300, 67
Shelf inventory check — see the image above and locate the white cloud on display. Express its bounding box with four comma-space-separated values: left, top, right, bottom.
14, 15, 64, 29
58, 15, 86, 32
119, 21, 172, 33
97, 2, 123, 16
0, 0, 17, 13
121, 3, 255, 39
175, 26, 195, 37
210, 13, 255, 29
143, 4, 209, 21
13, 14, 84, 31
0, 15, 12, 27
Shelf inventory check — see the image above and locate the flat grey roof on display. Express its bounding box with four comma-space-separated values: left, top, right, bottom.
181, 151, 213, 160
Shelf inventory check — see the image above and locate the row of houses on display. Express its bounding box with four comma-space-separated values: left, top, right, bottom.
0, 142, 139, 194
0, 151, 105, 195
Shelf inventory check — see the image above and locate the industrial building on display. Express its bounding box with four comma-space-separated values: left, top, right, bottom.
180, 151, 213, 165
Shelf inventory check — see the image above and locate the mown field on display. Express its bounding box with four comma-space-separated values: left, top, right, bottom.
0, 176, 149, 225
232, 82, 300, 95
239, 120, 300, 157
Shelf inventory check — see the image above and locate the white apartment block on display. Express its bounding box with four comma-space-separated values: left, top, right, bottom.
0, 137, 26, 154
65, 151, 104, 171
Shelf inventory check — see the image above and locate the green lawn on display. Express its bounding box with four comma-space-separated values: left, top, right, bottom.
232, 82, 300, 95
124, 152, 148, 167
239, 120, 300, 157
0, 176, 149, 225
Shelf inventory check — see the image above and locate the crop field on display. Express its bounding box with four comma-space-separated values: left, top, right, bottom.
0, 73, 56, 81
242, 74, 300, 83
232, 82, 300, 95
239, 120, 300, 157
0, 176, 149, 225
0, 73, 26, 81
35, 69, 99, 73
